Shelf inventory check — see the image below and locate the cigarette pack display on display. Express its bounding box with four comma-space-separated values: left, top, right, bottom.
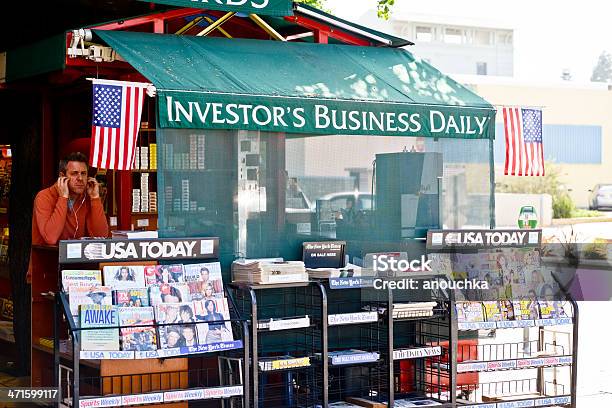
134, 147, 140, 170
69, 286, 113, 317
197, 134, 206, 169
79, 304, 119, 351
113, 288, 150, 307
61, 270, 102, 292
165, 144, 173, 168
140, 146, 149, 170
103, 265, 146, 289
118, 306, 157, 351
149, 143, 157, 170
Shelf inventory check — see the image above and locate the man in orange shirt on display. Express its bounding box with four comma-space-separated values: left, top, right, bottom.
29, 152, 109, 282
31, 152, 109, 247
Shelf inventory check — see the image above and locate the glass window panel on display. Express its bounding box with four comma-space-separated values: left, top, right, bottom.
444, 28, 463, 44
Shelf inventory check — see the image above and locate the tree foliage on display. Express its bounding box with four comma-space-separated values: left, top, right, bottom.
295, 0, 395, 19
591, 51, 612, 83
376, 0, 395, 20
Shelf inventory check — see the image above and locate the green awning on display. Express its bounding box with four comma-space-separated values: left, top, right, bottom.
137, 0, 294, 17
95, 30, 496, 139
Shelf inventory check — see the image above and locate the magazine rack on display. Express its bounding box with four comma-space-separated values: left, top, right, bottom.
426, 229, 578, 408
53, 237, 250, 408
451, 281, 578, 408
228, 281, 327, 408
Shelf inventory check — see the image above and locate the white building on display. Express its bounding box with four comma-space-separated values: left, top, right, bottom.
355, 11, 514, 77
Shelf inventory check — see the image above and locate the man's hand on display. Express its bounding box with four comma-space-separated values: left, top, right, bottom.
56, 177, 69, 198
87, 177, 100, 199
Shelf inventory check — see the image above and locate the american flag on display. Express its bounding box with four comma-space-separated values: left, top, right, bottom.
90, 79, 149, 170
502, 107, 545, 176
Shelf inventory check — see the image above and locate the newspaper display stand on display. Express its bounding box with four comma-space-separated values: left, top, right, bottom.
54, 237, 250, 408
388, 275, 454, 407
228, 281, 327, 408
321, 277, 391, 407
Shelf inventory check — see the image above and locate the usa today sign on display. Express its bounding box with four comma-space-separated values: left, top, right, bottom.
138, 0, 294, 17
159, 92, 496, 139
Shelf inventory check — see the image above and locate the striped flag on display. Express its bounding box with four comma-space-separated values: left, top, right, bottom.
502, 107, 545, 176
90, 79, 149, 170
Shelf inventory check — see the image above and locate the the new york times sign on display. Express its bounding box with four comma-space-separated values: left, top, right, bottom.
138, 0, 294, 17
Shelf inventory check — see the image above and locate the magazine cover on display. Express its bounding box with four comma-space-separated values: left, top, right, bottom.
69, 286, 112, 317
427, 253, 452, 276
118, 306, 157, 351
103, 265, 146, 289
144, 266, 157, 286
61, 270, 102, 292
79, 304, 119, 351
455, 302, 485, 323
500, 300, 515, 320
538, 301, 568, 319
144, 264, 185, 285
187, 280, 224, 302
155, 302, 197, 349
113, 288, 150, 307
184, 262, 224, 289
160, 324, 199, 349
149, 283, 191, 305
483, 301, 504, 321
512, 300, 539, 320
194, 297, 234, 345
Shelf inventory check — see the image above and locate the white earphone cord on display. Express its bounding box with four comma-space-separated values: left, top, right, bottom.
72, 195, 86, 239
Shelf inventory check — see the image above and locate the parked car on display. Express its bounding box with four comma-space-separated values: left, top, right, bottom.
316, 191, 373, 215
588, 184, 612, 210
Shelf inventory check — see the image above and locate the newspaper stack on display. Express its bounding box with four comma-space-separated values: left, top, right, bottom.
232, 259, 308, 284
306, 263, 364, 279
364, 302, 437, 319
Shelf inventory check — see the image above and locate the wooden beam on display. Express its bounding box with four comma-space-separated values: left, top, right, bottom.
196, 12, 235, 37
249, 14, 286, 41
175, 16, 204, 35
203, 17, 233, 38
